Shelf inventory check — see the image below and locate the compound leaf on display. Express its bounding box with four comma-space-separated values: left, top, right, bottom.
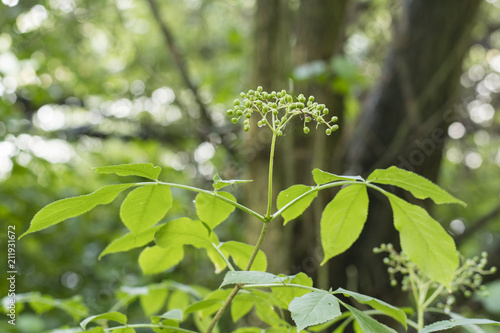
195, 191, 236, 229
140, 287, 168, 316
20, 184, 137, 238
321, 185, 368, 265
387, 193, 458, 287
289, 291, 341, 332
367, 166, 465, 206
120, 185, 172, 233
272, 272, 313, 309
94, 163, 161, 180
277, 184, 318, 225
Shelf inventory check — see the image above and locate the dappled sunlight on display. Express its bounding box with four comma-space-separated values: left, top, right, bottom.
16, 5, 48, 33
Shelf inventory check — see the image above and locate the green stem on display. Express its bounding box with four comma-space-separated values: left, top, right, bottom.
265, 132, 277, 219
422, 284, 445, 309
149, 181, 266, 222
270, 180, 359, 221
212, 243, 235, 271
206, 222, 269, 333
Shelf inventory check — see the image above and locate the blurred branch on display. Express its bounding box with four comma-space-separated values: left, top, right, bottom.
145, 0, 214, 130
455, 205, 500, 246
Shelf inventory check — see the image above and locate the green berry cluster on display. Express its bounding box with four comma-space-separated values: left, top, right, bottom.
374, 244, 496, 313
226, 87, 339, 136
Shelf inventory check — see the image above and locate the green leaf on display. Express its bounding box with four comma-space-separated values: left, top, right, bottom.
87, 328, 106, 333
80, 311, 127, 330
220, 241, 267, 271
231, 294, 255, 322
419, 318, 500, 333
155, 218, 225, 273
277, 184, 318, 225
139, 245, 184, 275
195, 191, 236, 229
289, 291, 342, 332
220, 271, 289, 288
113, 328, 135, 333
93, 163, 162, 180
29, 294, 54, 314
312, 168, 364, 185
342, 303, 397, 333
367, 166, 466, 206
20, 184, 136, 238
321, 185, 369, 265
212, 173, 252, 190
120, 185, 172, 233
271, 272, 313, 309
140, 287, 168, 316
333, 288, 406, 329
167, 290, 191, 311
99, 225, 162, 259
157, 308, 184, 321
387, 193, 458, 287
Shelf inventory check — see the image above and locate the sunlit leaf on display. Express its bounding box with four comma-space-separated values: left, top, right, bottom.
321, 185, 368, 265
387, 193, 458, 287
20, 184, 137, 238
99, 225, 161, 259
367, 166, 466, 206
120, 184, 172, 233
195, 191, 236, 229
277, 184, 318, 225
289, 291, 341, 332
93, 163, 162, 180
138, 245, 184, 275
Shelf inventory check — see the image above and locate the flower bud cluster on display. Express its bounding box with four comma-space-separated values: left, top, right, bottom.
227, 87, 339, 136
374, 244, 497, 312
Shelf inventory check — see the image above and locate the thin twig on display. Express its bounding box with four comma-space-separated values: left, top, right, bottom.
145, 0, 213, 128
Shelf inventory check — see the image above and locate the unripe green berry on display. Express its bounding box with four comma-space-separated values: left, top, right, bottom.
297, 102, 305, 109
227, 109, 234, 116
244, 119, 249, 125
263, 105, 269, 113
257, 100, 263, 107
323, 108, 329, 115
325, 128, 332, 136
391, 280, 397, 287
298, 94, 306, 103
272, 109, 278, 115
281, 89, 286, 97
332, 124, 339, 131
257, 86, 263, 92
286, 95, 292, 103
240, 92, 245, 97
244, 101, 251, 108
305, 117, 311, 123
308, 96, 314, 102
303, 127, 310, 134
245, 113, 251, 118
261, 118, 267, 125
263, 92, 269, 99
271, 91, 276, 98
274, 119, 280, 126
231, 118, 238, 124
236, 110, 243, 116
277, 130, 283, 137
331, 116, 338, 122
234, 99, 240, 106
244, 125, 250, 131
248, 90, 254, 95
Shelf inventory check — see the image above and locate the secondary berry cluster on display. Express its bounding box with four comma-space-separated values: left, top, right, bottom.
227, 87, 339, 136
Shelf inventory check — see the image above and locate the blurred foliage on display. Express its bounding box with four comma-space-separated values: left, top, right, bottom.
0, 0, 499, 331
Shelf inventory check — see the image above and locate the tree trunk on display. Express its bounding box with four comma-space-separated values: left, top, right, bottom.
337, 0, 482, 306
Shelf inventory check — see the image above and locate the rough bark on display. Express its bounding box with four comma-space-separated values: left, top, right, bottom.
338, 0, 482, 305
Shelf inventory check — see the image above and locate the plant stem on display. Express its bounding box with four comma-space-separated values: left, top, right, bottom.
206, 221, 269, 333
265, 132, 277, 219
206, 131, 278, 333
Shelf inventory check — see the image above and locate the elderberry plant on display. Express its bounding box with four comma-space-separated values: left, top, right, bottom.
12, 88, 500, 333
